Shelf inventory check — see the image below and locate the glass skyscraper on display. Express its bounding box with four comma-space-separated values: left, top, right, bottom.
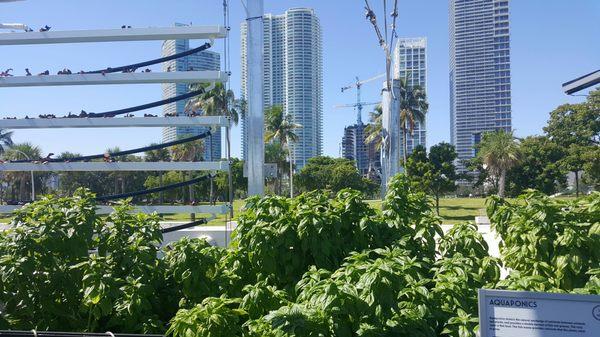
449, 0, 512, 168
394, 37, 427, 158
162, 23, 222, 160
241, 8, 323, 169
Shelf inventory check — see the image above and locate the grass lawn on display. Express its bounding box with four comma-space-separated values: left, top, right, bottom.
3, 196, 578, 226
0, 198, 487, 225
366, 198, 486, 223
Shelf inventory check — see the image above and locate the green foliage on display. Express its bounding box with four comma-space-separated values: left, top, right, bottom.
487, 191, 600, 291
295, 156, 378, 195
406, 143, 458, 214
163, 237, 225, 307
233, 189, 391, 289
505, 136, 567, 196
1, 174, 598, 336
0, 190, 97, 330
167, 297, 246, 337
382, 174, 443, 260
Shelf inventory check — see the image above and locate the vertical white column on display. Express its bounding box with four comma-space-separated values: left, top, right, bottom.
246, 0, 265, 196
380, 79, 401, 195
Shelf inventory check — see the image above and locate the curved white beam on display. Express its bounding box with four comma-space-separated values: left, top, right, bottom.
0, 116, 229, 129
0, 26, 226, 45
0, 162, 229, 172
0, 204, 231, 215
0, 71, 228, 87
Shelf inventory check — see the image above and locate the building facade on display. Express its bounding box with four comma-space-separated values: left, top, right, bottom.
162, 24, 222, 160
449, 0, 512, 168
341, 122, 381, 177
394, 37, 428, 159
241, 8, 323, 169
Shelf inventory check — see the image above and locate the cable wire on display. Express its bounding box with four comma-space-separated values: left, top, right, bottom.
85, 42, 212, 74
10, 131, 211, 163
96, 175, 213, 202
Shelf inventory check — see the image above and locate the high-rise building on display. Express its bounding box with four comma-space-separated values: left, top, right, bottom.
394, 37, 427, 159
449, 0, 512, 168
341, 121, 381, 177
241, 8, 323, 169
162, 23, 222, 160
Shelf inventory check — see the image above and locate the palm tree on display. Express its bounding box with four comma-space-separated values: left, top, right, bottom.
145, 146, 171, 203
476, 129, 521, 197
364, 105, 383, 150
2, 143, 41, 201
0, 129, 14, 155
186, 83, 239, 125
398, 81, 428, 167
171, 137, 205, 219
264, 106, 301, 197
186, 83, 240, 202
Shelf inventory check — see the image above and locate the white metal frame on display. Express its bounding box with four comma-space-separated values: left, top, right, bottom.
0, 25, 234, 218
0, 116, 230, 129
0, 71, 227, 87
0, 26, 226, 45
0, 161, 229, 172
0, 204, 230, 215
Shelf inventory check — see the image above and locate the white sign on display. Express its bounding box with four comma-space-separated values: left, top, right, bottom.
479, 289, 600, 337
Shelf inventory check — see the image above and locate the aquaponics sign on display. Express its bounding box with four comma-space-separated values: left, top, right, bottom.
478, 289, 600, 337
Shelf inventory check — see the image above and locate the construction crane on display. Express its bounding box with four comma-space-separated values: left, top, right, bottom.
336, 73, 385, 124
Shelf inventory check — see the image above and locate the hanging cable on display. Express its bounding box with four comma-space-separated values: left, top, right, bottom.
161, 218, 208, 234
96, 175, 213, 202
85, 42, 212, 74
88, 89, 205, 118
10, 131, 211, 163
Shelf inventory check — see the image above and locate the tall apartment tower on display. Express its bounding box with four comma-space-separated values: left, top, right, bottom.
449, 0, 512, 167
241, 8, 323, 169
341, 122, 381, 177
162, 24, 222, 160
394, 37, 427, 158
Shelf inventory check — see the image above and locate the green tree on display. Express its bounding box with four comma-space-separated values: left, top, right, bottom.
264, 142, 288, 195
399, 81, 428, 167
475, 130, 521, 197
2, 143, 45, 201
506, 136, 567, 196
406, 143, 458, 214
295, 156, 377, 195
544, 88, 599, 196
214, 158, 247, 200
171, 137, 205, 216
364, 105, 383, 151
145, 144, 172, 203
187, 83, 240, 125
56, 152, 112, 198
264, 105, 301, 196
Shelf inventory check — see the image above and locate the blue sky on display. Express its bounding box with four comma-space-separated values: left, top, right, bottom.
1, 0, 598, 158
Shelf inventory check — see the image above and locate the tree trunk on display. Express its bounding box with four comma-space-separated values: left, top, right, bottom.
498, 169, 507, 198
575, 171, 580, 198
402, 120, 408, 170
159, 172, 164, 204
209, 176, 214, 205
289, 157, 294, 198
189, 172, 195, 221
435, 192, 440, 216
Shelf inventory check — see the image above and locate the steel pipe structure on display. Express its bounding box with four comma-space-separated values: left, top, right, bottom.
0, 26, 226, 45
0, 71, 227, 88
0, 204, 230, 215
246, 0, 265, 196
0, 161, 229, 172
0, 116, 229, 129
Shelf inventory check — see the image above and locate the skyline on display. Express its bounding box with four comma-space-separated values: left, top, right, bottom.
0, 0, 598, 159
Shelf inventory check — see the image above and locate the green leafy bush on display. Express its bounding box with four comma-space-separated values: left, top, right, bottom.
487, 190, 600, 291
0, 178, 597, 336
